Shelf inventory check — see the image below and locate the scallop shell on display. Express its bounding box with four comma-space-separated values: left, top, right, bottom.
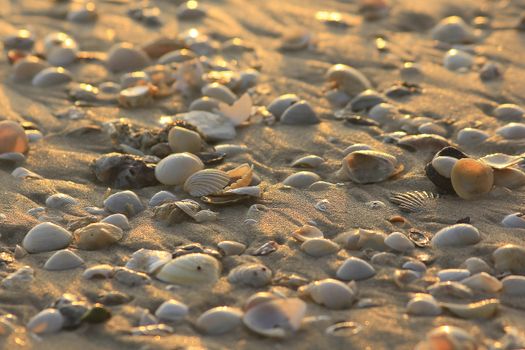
300, 238, 339, 257
22, 222, 72, 253
280, 100, 319, 125
27, 309, 64, 334
228, 263, 272, 287
431, 224, 481, 248
406, 294, 442, 316
339, 150, 401, 184
155, 299, 189, 322
492, 244, 525, 274
242, 298, 306, 338
44, 250, 84, 271
267, 94, 300, 119
292, 225, 324, 242
101, 214, 130, 231
32, 67, 72, 87
460, 272, 502, 293
389, 191, 440, 213
298, 278, 357, 309
74, 223, 123, 250
155, 152, 204, 185
0, 120, 29, 154
225, 163, 253, 189
441, 299, 499, 319
156, 253, 220, 285
325, 64, 372, 97
125, 248, 172, 274
336, 257, 376, 281
291, 155, 325, 168
82, 264, 115, 279
183, 169, 230, 197
196, 307, 243, 335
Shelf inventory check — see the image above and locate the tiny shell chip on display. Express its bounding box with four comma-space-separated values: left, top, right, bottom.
27, 309, 64, 334
74, 223, 123, 250
243, 298, 306, 338
32, 67, 72, 87
156, 253, 220, 285
0, 120, 29, 154
183, 169, 230, 197
106, 43, 150, 73
196, 307, 243, 335
228, 263, 272, 287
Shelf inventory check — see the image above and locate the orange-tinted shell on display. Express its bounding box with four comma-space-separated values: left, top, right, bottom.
451, 158, 493, 199
0, 120, 29, 154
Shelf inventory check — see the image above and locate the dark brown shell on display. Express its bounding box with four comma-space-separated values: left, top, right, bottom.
425, 146, 468, 193
90, 153, 158, 189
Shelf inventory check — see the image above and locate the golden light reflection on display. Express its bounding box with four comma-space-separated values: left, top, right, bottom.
187, 0, 198, 10
159, 116, 173, 125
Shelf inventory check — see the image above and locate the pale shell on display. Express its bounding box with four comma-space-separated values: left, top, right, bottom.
492, 244, 525, 274
298, 278, 357, 309
12, 56, 49, 82
106, 43, 150, 73
155, 152, 204, 185
114, 267, 151, 286
74, 223, 123, 250
196, 307, 243, 335
460, 272, 502, 293
32, 67, 72, 87
384, 232, 414, 252
280, 100, 319, 125
183, 169, 230, 197
431, 224, 481, 248
406, 294, 442, 316
156, 253, 220, 285
27, 309, 64, 334
189, 96, 220, 112
464, 257, 493, 275
168, 126, 202, 153
336, 257, 376, 281
427, 281, 473, 300
125, 248, 172, 274
493, 168, 525, 188
1, 266, 34, 289
149, 191, 178, 207
456, 128, 489, 146
494, 104, 524, 119
501, 275, 525, 296
292, 225, 324, 242
496, 123, 525, 140
430, 16, 474, 44
283, 171, 321, 188
224, 186, 261, 197
82, 264, 115, 279
443, 49, 473, 71
431, 156, 457, 178
225, 163, 253, 189
267, 94, 300, 119
325, 64, 372, 97
228, 263, 272, 287
155, 299, 189, 322
418, 326, 476, 350
244, 292, 282, 311
441, 299, 499, 319
44, 249, 84, 271
437, 269, 471, 282
45, 193, 78, 209
339, 150, 399, 184
291, 155, 325, 168
22, 222, 72, 253
300, 238, 339, 257
218, 241, 246, 256
103, 190, 144, 216
101, 214, 130, 230
202, 83, 236, 105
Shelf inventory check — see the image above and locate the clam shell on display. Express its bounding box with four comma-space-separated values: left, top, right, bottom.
431, 224, 481, 248
101, 214, 130, 230
444, 49, 473, 71
496, 123, 525, 140
242, 298, 306, 338
155, 152, 204, 185
82, 264, 115, 279
244, 292, 282, 310
12, 167, 42, 179
389, 191, 440, 213
202, 83, 236, 105
183, 169, 230, 197
27, 309, 64, 334
339, 150, 400, 184
218, 241, 246, 256
456, 128, 489, 146
22, 222, 72, 253
291, 155, 325, 168
451, 158, 493, 199
155, 299, 189, 322
292, 225, 324, 242
106, 43, 150, 73
44, 250, 84, 271
438, 269, 471, 282
280, 100, 319, 125
125, 248, 172, 274
462, 257, 492, 276
431, 16, 474, 44
149, 191, 177, 207
431, 156, 457, 178
402, 260, 426, 273
349, 89, 385, 111
196, 307, 243, 335
189, 96, 221, 112
493, 244, 525, 274
493, 168, 525, 188
298, 278, 357, 309
114, 267, 151, 286
43, 32, 78, 66
441, 299, 499, 319
406, 294, 442, 316
368, 103, 397, 124
336, 257, 376, 281
32, 67, 72, 87
103, 190, 144, 216
224, 186, 261, 197
461, 272, 502, 293
384, 232, 414, 252
494, 104, 524, 120
283, 171, 321, 188
501, 212, 525, 228
228, 263, 272, 287
300, 238, 339, 257
334, 228, 387, 251
428, 281, 473, 300
156, 253, 220, 285
325, 64, 372, 97
74, 223, 123, 250
159, 49, 196, 64
168, 126, 202, 153
45, 193, 77, 209
12, 56, 48, 83
0, 121, 29, 154
501, 275, 525, 296
267, 94, 300, 119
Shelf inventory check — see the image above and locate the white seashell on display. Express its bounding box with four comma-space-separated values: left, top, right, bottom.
44, 249, 84, 271
300, 238, 339, 257
215, 144, 248, 156
218, 93, 252, 126
168, 126, 202, 153
406, 294, 441, 316
120, 71, 149, 89
480, 153, 523, 169
502, 213, 525, 228
126, 248, 172, 274
189, 96, 221, 112
43, 32, 78, 66
493, 168, 525, 188
336, 257, 376, 281
155, 299, 189, 322
493, 244, 525, 274
461, 272, 502, 293
384, 232, 414, 252
283, 171, 321, 188
402, 260, 427, 273
437, 269, 471, 282
32, 67, 72, 87
159, 49, 196, 65
14, 244, 28, 259
267, 94, 300, 119
22, 222, 72, 253
280, 100, 319, 125
431, 156, 457, 178
291, 155, 325, 168
496, 123, 525, 140
149, 191, 177, 207
368, 103, 397, 124
242, 298, 306, 338
244, 292, 282, 311
218, 241, 246, 256
349, 89, 385, 111
183, 169, 230, 197
342, 143, 373, 156
103, 190, 144, 216
1, 266, 34, 288
156, 253, 220, 285
177, 111, 236, 141
456, 128, 489, 146
155, 152, 204, 185
308, 181, 336, 191
339, 150, 399, 184
196, 307, 243, 335
441, 299, 499, 319
27, 309, 64, 334
464, 257, 493, 275
202, 83, 236, 105
427, 281, 473, 299
114, 267, 151, 286
298, 278, 357, 309
228, 263, 272, 287
225, 186, 261, 198
101, 213, 130, 230
443, 49, 473, 71
11, 167, 42, 179
431, 224, 481, 248
501, 275, 525, 296
45, 193, 78, 209
418, 122, 447, 137
431, 16, 474, 44
325, 64, 372, 97
12, 56, 49, 83
292, 225, 324, 242
82, 264, 115, 279
193, 209, 219, 223
334, 228, 387, 251
494, 104, 524, 120
106, 43, 150, 73
118, 85, 154, 108
139, 309, 158, 326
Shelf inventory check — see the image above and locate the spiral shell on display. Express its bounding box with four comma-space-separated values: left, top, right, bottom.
183, 169, 230, 197
156, 253, 220, 285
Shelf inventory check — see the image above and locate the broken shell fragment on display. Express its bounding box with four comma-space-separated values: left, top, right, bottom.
450, 158, 493, 199
153, 200, 202, 224
298, 278, 357, 309
196, 307, 243, 335
156, 253, 220, 285
292, 225, 324, 242
74, 223, 123, 250
339, 150, 400, 184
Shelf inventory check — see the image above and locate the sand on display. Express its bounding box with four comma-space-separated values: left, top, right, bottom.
1, 0, 525, 349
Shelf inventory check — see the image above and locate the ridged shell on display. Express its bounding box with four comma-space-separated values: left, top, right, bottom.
300, 238, 339, 257
74, 223, 123, 250
389, 191, 440, 213
298, 278, 357, 309
196, 307, 243, 335
243, 298, 306, 338
156, 253, 220, 285
155, 299, 189, 322
22, 222, 72, 253
441, 299, 499, 319
183, 169, 230, 197
44, 250, 84, 271
339, 150, 400, 184
228, 263, 272, 287
27, 309, 64, 334
125, 248, 172, 274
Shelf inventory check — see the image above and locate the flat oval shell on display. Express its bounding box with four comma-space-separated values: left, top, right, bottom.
228, 263, 272, 287
336, 257, 376, 281
431, 224, 481, 248
283, 171, 321, 188
103, 190, 144, 216
155, 299, 189, 322
22, 222, 72, 253
196, 307, 243, 335
299, 278, 356, 309
156, 253, 220, 285
441, 299, 499, 319
300, 238, 339, 257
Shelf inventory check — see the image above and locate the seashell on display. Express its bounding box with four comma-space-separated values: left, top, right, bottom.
461, 272, 502, 293
325, 321, 363, 337
155, 152, 204, 185
242, 298, 306, 338
1, 266, 34, 288
308, 181, 336, 191
168, 126, 202, 153
156, 253, 220, 285
479, 153, 523, 170
45, 193, 77, 209
225, 186, 261, 198
280, 100, 319, 125
155, 299, 189, 322
176, 1, 207, 19
342, 143, 373, 156
443, 49, 473, 71
153, 200, 201, 224
228, 263, 272, 287
189, 96, 220, 112
494, 104, 524, 120
218, 93, 253, 126
402, 260, 427, 273
125, 249, 172, 274
177, 110, 236, 141
418, 122, 447, 137
22, 222, 72, 253
397, 134, 451, 154
67, 1, 98, 22
12, 56, 49, 83
431, 224, 480, 248
43, 32, 78, 66
450, 158, 493, 199
389, 191, 440, 213
292, 225, 324, 242
384, 232, 414, 252
202, 83, 236, 105
82, 264, 115, 279
193, 209, 219, 223
280, 29, 311, 51
27, 309, 64, 334
496, 122, 525, 140
0, 121, 29, 154
149, 191, 177, 207
480, 62, 502, 81
431, 16, 475, 44
101, 214, 130, 230
464, 257, 493, 275
114, 267, 151, 286
106, 43, 150, 73
428, 281, 473, 300
225, 163, 253, 189
244, 292, 282, 311
493, 244, 525, 274
103, 190, 144, 216
326, 64, 372, 97
425, 147, 468, 193
417, 326, 477, 350
336, 257, 376, 281
267, 94, 300, 120
138, 309, 157, 326
501, 275, 525, 296
431, 156, 457, 178
349, 89, 386, 111
130, 324, 173, 336
334, 228, 387, 251
400, 62, 424, 84
438, 269, 471, 282
44, 250, 84, 271
300, 238, 339, 257
502, 212, 525, 228
31, 67, 72, 87
183, 169, 230, 197
218, 241, 246, 256
120, 71, 150, 89
298, 278, 357, 309
441, 299, 499, 319
3, 29, 34, 51
493, 168, 525, 188
196, 307, 243, 335
74, 223, 123, 250
118, 85, 155, 108
406, 294, 442, 316
15, 244, 28, 259
456, 128, 489, 146
339, 150, 400, 184
367, 103, 398, 125
159, 48, 196, 64
291, 155, 325, 168
282, 171, 321, 188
